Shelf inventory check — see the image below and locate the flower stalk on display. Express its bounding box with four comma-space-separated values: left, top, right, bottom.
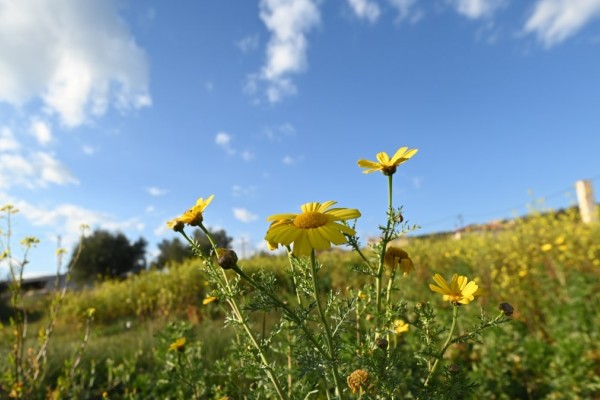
424, 305, 459, 387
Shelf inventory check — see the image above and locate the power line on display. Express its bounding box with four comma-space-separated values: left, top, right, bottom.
418, 176, 598, 229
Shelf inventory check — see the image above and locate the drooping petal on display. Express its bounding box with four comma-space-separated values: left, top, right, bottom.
319, 224, 348, 245
292, 232, 312, 257
307, 229, 331, 251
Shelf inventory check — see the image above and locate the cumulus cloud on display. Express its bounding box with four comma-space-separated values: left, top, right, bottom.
0, 127, 20, 152
30, 119, 52, 146
251, 0, 321, 103
233, 207, 259, 223
0, 194, 143, 249
0, 151, 78, 189
348, 0, 381, 22
525, 0, 600, 46
450, 0, 505, 19
0, 0, 151, 127
215, 131, 236, 155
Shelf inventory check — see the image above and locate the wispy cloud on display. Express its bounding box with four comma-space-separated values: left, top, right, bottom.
450, 0, 505, 20
82, 145, 96, 155
233, 207, 259, 223
232, 185, 257, 197
146, 186, 167, 197
241, 150, 255, 161
215, 132, 253, 161
0, 151, 78, 189
348, 0, 381, 23
250, 0, 321, 103
237, 34, 260, 52
0, 0, 151, 127
388, 0, 422, 23
263, 123, 296, 141
0, 194, 143, 248
525, 0, 600, 46
282, 155, 302, 165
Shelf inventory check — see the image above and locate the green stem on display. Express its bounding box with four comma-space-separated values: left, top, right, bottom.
375, 174, 394, 325
181, 227, 287, 400
424, 305, 459, 387
231, 265, 332, 362
227, 298, 287, 400
310, 251, 344, 399
286, 248, 304, 307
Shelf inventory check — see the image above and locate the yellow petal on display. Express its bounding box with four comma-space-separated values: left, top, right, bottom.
317, 201, 337, 212
389, 147, 408, 163
376, 152, 391, 165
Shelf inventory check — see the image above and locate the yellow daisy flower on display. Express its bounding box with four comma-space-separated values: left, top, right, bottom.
429, 273, 479, 305
169, 337, 186, 352
357, 147, 418, 175
393, 319, 409, 334
265, 201, 361, 257
167, 195, 214, 229
384, 246, 414, 275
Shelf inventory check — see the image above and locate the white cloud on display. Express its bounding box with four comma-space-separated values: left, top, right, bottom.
233, 207, 259, 223
253, 0, 321, 103
388, 0, 422, 23
215, 132, 232, 146
0, 0, 151, 127
215, 131, 236, 155
525, 0, 600, 46
232, 185, 257, 197
263, 123, 296, 141
0, 127, 20, 152
237, 34, 260, 52
0, 194, 143, 249
0, 151, 78, 189
30, 119, 52, 146
348, 0, 381, 22
146, 186, 167, 197
241, 150, 255, 161
82, 145, 96, 155
282, 155, 299, 165
450, 0, 505, 19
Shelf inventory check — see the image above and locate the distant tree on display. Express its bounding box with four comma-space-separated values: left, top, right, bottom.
69, 229, 147, 283
151, 237, 191, 270
152, 228, 233, 269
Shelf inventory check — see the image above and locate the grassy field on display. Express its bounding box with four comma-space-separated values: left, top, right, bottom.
2, 208, 600, 399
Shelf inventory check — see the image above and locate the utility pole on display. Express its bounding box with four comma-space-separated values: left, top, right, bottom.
575, 180, 598, 224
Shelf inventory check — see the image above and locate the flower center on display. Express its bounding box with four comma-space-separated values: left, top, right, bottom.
293, 211, 328, 229
382, 165, 397, 175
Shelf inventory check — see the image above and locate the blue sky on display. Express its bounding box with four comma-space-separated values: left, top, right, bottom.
1, 0, 600, 276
